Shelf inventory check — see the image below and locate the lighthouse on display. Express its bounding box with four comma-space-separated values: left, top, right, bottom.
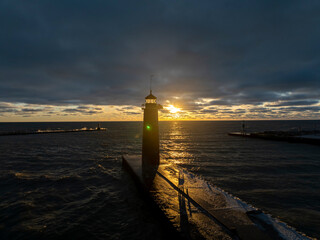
142, 90, 162, 168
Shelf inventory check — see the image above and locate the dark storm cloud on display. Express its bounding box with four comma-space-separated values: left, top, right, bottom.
200, 109, 218, 114
21, 108, 43, 112
0, 108, 16, 114
77, 106, 90, 110
161, 109, 171, 114
125, 112, 141, 115
265, 100, 319, 107
0, 104, 49, 115
122, 106, 135, 110
0, 0, 319, 116
249, 107, 274, 113
62, 106, 103, 115
0, 103, 14, 112
277, 106, 320, 112
0, 103, 20, 115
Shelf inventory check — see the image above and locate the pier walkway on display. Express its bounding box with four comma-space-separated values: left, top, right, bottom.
0, 127, 106, 136
228, 131, 320, 146
122, 156, 310, 240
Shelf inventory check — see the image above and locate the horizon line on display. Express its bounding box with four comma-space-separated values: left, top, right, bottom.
0, 119, 319, 123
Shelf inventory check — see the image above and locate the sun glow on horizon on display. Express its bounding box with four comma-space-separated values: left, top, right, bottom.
1, 100, 319, 122
166, 105, 181, 114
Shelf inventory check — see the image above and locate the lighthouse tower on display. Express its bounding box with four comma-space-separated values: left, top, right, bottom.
142, 90, 162, 168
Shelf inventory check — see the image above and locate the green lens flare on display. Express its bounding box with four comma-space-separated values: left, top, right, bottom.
146, 125, 151, 130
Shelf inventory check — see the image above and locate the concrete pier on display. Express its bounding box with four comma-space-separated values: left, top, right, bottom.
228, 131, 320, 146
0, 127, 106, 136
122, 156, 310, 240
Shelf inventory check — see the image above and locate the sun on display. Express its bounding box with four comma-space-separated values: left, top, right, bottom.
166, 105, 181, 114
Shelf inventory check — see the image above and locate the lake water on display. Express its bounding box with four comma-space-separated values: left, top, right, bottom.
0, 121, 319, 239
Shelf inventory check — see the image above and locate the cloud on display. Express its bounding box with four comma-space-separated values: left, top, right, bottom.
21, 108, 43, 112
277, 106, 320, 112
0, 0, 319, 119
62, 106, 103, 115
265, 100, 319, 107
200, 109, 218, 114
125, 112, 141, 115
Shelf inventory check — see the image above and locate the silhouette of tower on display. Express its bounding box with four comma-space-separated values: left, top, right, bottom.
142, 89, 162, 168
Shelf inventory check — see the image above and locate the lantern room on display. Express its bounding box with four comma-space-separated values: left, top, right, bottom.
145, 90, 157, 104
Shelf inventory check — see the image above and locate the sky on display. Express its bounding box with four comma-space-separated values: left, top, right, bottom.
0, 0, 319, 121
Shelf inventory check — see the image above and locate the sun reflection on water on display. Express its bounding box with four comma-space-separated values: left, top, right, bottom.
160, 122, 195, 165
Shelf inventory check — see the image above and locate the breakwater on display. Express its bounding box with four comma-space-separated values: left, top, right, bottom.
228, 130, 320, 146
122, 155, 312, 240
0, 127, 106, 136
